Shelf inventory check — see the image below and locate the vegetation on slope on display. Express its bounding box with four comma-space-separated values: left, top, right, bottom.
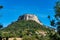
0, 20, 57, 40
1, 20, 49, 37
3, 20, 50, 31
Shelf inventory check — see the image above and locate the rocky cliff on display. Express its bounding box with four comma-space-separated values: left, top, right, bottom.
18, 14, 43, 25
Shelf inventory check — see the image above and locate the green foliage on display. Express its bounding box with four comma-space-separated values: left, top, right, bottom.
23, 35, 37, 40
50, 20, 55, 26
54, 1, 60, 33
0, 20, 56, 40
13, 38, 17, 40
2, 20, 50, 34
0, 6, 3, 9
0, 24, 3, 29
48, 1, 60, 35
55, 1, 60, 18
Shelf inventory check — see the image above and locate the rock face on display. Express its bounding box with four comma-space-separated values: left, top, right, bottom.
18, 14, 43, 25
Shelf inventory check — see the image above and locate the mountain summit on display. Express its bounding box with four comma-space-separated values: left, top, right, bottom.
0, 14, 55, 40
18, 14, 43, 25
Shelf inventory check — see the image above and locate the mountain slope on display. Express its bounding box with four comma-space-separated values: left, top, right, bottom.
0, 14, 55, 40
1, 20, 52, 37
3, 20, 48, 31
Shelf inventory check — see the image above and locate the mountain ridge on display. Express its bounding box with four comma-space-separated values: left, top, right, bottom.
18, 14, 43, 25
0, 14, 55, 40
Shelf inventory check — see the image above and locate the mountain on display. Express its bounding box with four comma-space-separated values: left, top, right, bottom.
0, 14, 55, 40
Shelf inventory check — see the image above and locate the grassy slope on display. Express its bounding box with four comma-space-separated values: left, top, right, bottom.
1, 20, 54, 37
3, 20, 50, 31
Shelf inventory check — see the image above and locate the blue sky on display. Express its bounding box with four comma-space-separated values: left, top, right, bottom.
0, 0, 57, 27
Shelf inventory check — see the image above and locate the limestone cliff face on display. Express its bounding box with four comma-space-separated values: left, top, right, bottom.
18, 14, 43, 25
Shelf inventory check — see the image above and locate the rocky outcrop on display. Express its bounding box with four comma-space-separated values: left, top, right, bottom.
18, 14, 43, 25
